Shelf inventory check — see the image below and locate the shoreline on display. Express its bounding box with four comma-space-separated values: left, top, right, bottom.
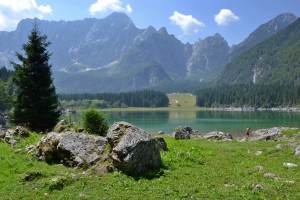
208, 107, 300, 112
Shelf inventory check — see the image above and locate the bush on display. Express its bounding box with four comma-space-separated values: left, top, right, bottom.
82, 109, 109, 136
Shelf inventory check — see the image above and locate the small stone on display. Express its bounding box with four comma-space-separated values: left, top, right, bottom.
285, 180, 295, 184
158, 131, 164, 135
25, 145, 35, 153
256, 166, 264, 171
263, 173, 276, 178
295, 145, 300, 157
79, 193, 89, 198
224, 183, 235, 188
251, 184, 264, 190
255, 151, 262, 156
283, 162, 297, 168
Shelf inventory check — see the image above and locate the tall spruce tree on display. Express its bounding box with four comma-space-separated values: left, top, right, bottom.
11, 24, 60, 132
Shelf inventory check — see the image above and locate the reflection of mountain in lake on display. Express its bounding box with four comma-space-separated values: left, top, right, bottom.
169, 111, 196, 120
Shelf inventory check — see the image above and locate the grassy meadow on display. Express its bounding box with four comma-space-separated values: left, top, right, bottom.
1, 132, 300, 199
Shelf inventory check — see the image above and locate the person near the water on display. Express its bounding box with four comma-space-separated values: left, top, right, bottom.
246, 128, 250, 138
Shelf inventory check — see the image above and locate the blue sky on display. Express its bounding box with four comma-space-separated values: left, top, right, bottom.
0, 0, 299, 45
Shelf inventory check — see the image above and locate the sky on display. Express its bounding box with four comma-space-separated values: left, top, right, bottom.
0, 0, 299, 45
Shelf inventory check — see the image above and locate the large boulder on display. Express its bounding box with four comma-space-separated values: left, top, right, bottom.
106, 121, 162, 175
250, 127, 283, 141
36, 132, 107, 168
203, 131, 233, 141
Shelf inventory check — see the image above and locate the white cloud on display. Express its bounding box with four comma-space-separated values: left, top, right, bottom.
0, 0, 52, 30
90, 0, 132, 15
169, 11, 205, 35
126, 4, 132, 13
215, 9, 239, 26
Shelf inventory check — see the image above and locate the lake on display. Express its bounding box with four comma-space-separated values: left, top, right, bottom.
68, 110, 300, 136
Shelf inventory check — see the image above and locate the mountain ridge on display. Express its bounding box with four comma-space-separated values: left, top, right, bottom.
0, 12, 297, 93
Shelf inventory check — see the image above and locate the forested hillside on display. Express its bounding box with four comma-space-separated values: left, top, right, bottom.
195, 84, 300, 108
59, 90, 169, 108
219, 18, 300, 86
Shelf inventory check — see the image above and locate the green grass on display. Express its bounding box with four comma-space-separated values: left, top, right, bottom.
1, 134, 300, 199
282, 129, 300, 136
167, 93, 196, 109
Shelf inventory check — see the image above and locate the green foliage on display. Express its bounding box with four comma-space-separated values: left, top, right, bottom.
195, 84, 300, 107
10, 24, 60, 132
0, 67, 14, 112
82, 109, 109, 136
58, 90, 169, 108
0, 66, 13, 82
282, 129, 300, 136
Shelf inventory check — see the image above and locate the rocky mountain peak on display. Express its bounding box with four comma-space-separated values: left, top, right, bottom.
158, 27, 169, 36
229, 13, 297, 60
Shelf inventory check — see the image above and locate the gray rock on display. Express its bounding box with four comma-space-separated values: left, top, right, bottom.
106, 121, 162, 175
251, 184, 264, 190
263, 173, 277, 178
250, 127, 283, 141
153, 136, 168, 151
26, 145, 36, 153
157, 131, 164, 135
4, 130, 17, 146
283, 162, 297, 168
14, 126, 30, 137
256, 166, 264, 171
171, 126, 194, 140
36, 132, 107, 168
203, 131, 233, 141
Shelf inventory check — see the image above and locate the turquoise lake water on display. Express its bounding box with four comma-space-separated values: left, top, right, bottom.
69, 111, 300, 136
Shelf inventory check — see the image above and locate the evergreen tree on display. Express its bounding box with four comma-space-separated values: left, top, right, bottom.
11, 24, 60, 132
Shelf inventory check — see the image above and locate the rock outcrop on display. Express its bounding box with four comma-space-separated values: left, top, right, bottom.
106, 122, 162, 175
203, 131, 233, 141
36, 132, 107, 168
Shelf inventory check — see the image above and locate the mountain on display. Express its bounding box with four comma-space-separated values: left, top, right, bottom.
218, 17, 300, 86
228, 13, 297, 61
187, 33, 229, 80
0, 12, 298, 93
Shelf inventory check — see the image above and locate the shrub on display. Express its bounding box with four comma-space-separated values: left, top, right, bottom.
82, 109, 109, 136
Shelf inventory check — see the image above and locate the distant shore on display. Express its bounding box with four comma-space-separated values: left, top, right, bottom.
209, 107, 300, 112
